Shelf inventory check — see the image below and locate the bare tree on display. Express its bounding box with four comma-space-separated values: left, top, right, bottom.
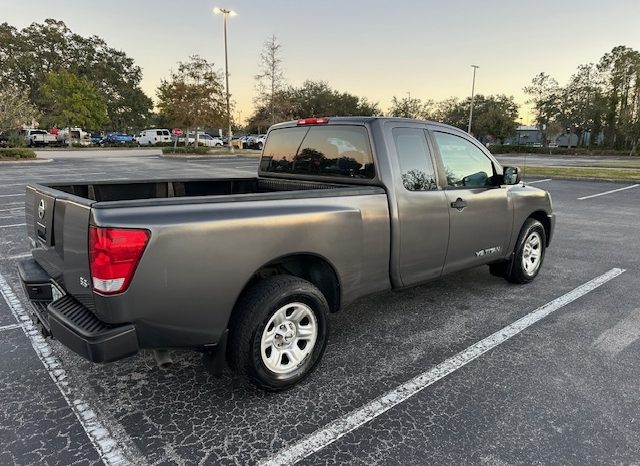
255, 35, 286, 125
0, 87, 37, 132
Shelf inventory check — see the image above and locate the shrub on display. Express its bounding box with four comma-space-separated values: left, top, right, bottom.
161, 146, 212, 155
0, 148, 37, 159
7, 131, 26, 148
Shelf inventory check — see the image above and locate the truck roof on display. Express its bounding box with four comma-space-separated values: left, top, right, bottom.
269, 117, 463, 134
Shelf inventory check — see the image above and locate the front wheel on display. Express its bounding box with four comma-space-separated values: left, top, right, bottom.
226, 275, 329, 391
505, 218, 546, 284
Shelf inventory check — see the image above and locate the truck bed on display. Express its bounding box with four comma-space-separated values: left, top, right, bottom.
49, 177, 370, 204
24, 176, 389, 349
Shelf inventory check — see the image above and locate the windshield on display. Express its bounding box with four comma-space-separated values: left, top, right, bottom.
260, 125, 375, 179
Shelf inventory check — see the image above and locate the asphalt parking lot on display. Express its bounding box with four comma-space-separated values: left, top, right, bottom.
1, 150, 639, 465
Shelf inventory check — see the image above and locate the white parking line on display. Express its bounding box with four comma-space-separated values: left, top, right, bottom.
0, 193, 24, 198
259, 267, 625, 466
0, 172, 108, 181
0, 323, 21, 331
577, 184, 639, 200
0, 207, 24, 213
0, 223, 26, 229
0, 273, 127, 465
528, 178, 552, 184
2, 253, 31, 261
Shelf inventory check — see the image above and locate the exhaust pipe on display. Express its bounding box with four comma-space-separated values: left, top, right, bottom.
152, 349, 173, 369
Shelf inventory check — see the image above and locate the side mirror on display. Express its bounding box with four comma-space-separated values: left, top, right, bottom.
503, 166, 521, 185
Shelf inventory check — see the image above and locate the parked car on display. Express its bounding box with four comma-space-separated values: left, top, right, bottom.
136, 129, 172, 145
102, 132, 134, 145
18, 117, 554, 391
240, 134, 266, 149
22, 129, 58, 147
90, 133, 104, 145
253, 135, 266, 150
56, 128, 92, 146
178, 132, 224, 147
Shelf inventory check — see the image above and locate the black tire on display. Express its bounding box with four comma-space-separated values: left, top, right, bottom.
504, 218, 546, 284
257, 142, 264, 150
226, 275, 329, 391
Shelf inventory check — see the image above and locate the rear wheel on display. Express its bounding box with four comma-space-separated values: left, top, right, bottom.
226, 275, 329, 391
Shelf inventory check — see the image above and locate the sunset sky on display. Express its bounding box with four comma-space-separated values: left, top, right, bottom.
4, 0, 640, 124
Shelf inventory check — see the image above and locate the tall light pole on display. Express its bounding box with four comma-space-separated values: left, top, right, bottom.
214, 7, 236, 153
468, 65, 479, 135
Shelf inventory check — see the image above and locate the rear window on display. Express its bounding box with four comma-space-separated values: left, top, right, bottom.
260, 126, 375, 179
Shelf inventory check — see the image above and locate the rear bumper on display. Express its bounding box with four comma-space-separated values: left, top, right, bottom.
18, 259, 139, 363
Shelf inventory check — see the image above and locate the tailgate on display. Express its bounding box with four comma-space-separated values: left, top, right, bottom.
26, 185, 95, 310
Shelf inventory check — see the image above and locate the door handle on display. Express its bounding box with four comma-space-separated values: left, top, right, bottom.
450, 198, 467, 211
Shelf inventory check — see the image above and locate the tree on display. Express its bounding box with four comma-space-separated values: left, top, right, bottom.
434, 97, 467, 128
255, 35, 287, 125
157, 55, 226, 143
434, 95, 518, 143
0, 19, 152, 131
523, 72, 562, 146
0, 87, 37, 131
289, 81, 379, 118
469, 95, 519, 143
597, 46, 640, 151
388, 95, 433, 119
558, 64, 607, 147
246, 80, 379, 132
39, 70, 108, 145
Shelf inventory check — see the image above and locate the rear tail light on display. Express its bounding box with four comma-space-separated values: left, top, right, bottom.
89, 226, 150, 295
297, 117, 329, 125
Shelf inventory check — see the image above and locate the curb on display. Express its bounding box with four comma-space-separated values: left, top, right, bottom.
159, 153, 261, 159
0, 158, 53, 164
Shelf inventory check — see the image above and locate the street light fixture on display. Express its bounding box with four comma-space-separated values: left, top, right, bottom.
214, 7, 237, 153
468, 65, 479, 135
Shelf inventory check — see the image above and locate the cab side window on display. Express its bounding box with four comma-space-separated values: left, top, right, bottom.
393, 127, 437, 191
433, 131, 494, 188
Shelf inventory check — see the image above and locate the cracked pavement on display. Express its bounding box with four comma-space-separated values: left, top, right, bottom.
0, 150, 639, 465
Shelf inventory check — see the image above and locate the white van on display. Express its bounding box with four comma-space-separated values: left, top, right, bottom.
136, 128, 172, 145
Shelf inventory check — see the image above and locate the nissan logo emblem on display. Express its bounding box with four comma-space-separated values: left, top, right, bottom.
38, 199, 46, 220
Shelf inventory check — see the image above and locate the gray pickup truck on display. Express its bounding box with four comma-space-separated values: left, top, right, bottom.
19, 117, 554, 390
